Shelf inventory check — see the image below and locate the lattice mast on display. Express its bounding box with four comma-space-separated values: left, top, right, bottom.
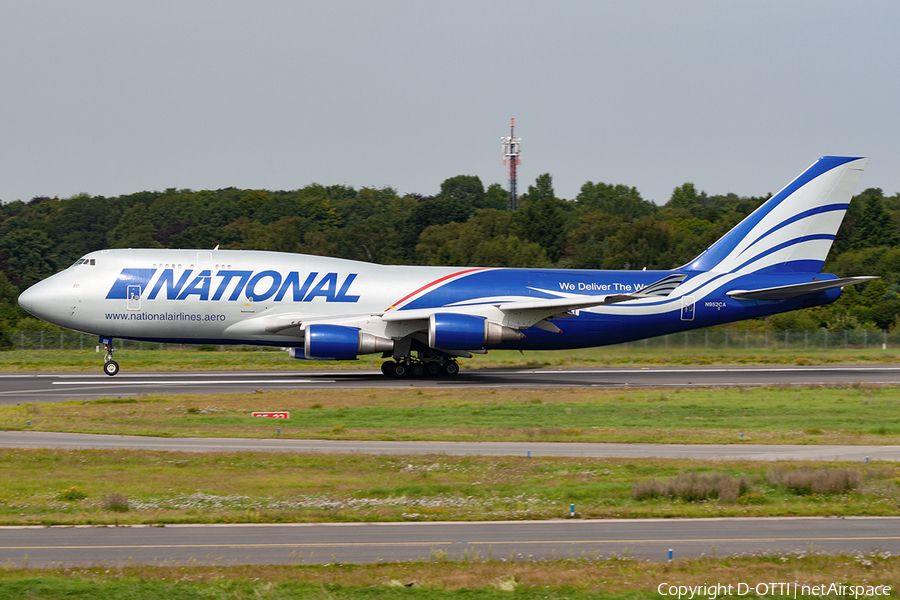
501, 117, 521, 211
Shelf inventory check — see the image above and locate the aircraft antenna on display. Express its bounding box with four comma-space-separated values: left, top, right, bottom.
501, 117, 521, 211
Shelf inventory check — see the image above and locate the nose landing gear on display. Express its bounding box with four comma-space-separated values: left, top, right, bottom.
103, 358, 119, 376
101, 337, 119, 376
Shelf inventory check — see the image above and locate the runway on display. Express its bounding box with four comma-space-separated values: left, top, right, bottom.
2, 364, 900, 404
2, 517, 899, 567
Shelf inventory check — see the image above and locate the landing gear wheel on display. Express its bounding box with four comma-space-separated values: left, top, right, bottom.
410, 362, 425, 378
392, 362, 409, 378
425, 362, 442, 377
441, 361, 459, 377
381, 361, 396, 376
102, 341, 119, 376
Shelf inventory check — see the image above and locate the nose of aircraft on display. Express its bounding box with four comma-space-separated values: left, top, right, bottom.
17, 282, 40, 315
18, 278, 61, 322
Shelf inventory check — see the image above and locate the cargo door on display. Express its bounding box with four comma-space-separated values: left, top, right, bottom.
680, 296, 695, 321
127, 285, 142, 311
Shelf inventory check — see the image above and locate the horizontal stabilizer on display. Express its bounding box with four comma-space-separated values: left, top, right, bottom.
726, 276, 878, 301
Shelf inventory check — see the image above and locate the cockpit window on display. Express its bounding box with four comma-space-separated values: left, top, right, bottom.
72, 259, 84, 267
71, 258, 96, 267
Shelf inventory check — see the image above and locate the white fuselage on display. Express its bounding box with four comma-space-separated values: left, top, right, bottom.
19, 248, 502, 346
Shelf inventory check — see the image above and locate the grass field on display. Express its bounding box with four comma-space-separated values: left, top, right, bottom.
5, 385, 900, 445
2, 555, 899, 599
2, 448, 898, 525
4, 385, 900, 526
1, 345, 899, 372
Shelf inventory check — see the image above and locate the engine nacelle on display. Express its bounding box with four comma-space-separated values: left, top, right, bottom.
427, 313, 523, 350
299, 324, 393, 360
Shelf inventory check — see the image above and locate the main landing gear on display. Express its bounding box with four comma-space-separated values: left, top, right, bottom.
102, 339, 119, 376
381, 357, 459, 378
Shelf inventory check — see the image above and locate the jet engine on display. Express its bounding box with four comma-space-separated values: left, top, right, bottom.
297, 324, 393, 360
427, 313, 522, 350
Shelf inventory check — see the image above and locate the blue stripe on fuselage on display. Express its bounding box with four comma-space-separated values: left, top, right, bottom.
398, 269, 674, 311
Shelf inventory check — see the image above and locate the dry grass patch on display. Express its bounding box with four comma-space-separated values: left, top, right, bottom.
632, 472, 752, 503
768, 467, 863, 495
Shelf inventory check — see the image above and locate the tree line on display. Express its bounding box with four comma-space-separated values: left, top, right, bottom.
1, 173, 898, 345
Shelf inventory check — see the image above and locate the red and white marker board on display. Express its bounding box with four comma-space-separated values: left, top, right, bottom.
251, 412, 290, 419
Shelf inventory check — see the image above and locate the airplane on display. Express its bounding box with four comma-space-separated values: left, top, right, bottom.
17, 156, 876, 378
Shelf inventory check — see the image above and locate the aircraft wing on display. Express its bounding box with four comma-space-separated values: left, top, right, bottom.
225, 312, 373, 337
499, 273, 687, 310
496, 296, 612, 312
379, 294, 631, 324
380, 297, 606, 334
496, 273, 688, 331
593, 273, 689, 305
726, 276, 878, 301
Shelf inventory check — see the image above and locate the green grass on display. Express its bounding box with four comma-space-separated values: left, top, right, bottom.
1, 448, 898, 525
1, 345, 899, 372
0, 578, 590, 600
6, 385, 900, 445
2, 555, 899, 599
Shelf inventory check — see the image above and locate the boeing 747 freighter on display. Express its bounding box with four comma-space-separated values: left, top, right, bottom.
18, 156, 875, 377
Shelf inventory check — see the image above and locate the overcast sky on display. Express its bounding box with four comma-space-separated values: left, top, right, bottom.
1, 1, 897, 206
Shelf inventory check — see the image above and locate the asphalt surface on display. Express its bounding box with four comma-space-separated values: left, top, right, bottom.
4, 431, 900, 462
3, 364, 900, 404
2, 518, 899, 567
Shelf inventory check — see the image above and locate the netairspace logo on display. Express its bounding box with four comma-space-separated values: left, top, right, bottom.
657, 582, 892, 599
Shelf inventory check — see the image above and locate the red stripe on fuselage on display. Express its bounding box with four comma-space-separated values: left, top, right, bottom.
384, 268, 488, 312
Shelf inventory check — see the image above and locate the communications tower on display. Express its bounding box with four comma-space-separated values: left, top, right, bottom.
501, 117, 521, 211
